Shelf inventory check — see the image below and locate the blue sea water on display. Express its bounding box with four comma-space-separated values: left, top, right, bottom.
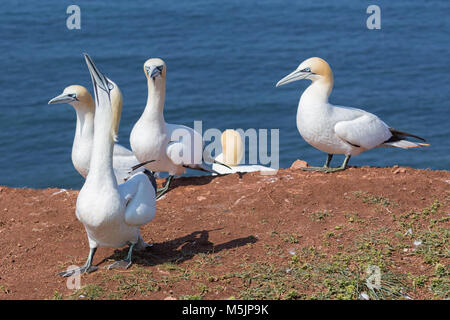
0, 0, 449, 189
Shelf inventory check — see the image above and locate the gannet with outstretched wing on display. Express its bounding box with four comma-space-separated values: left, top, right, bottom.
212, 129, 276, 174
48, 85, 144, 184
58, 54, 157, 277
130, 58, 228, 198
276, 57, 429, 172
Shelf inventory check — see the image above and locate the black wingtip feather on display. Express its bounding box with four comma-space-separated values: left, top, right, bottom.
388, 128, 426, 142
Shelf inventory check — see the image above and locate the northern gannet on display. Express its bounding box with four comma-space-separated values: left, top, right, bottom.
212, 129, 276, 174
48, 85, 144, 184
276, 57, 429, 172
130, 58, 227, 198
58, 54, 157, 277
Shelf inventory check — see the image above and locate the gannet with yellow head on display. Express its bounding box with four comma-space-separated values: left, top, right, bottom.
130, 58, 228, 198
212, 129, 276, 174
58, 54, 157, 277
48, 83, 144, 183
276, 57, 429, 172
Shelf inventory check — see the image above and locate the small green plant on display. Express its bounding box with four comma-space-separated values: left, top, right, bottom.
283, 233, 301, 243
422, 200, 441, 215
72, 284, 104, 300
353, 191, 394, 207
311, 211, 332, 221
0, 285, 9, 294
286, 289, 299, 300
410, 275, 427, 289
197, 283, 209, 294
51, 290, 64, 300
291, 254, 299, 264
180, 294, 203, 300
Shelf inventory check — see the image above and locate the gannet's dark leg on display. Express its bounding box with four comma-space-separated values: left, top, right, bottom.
105, 242, 135, 270
156, 175, 173, 199
301, 154, 350, 173
324, 154, 333, 168
301, 153, 334, 171
58, 248, 98, 277
324, 155, 351, 173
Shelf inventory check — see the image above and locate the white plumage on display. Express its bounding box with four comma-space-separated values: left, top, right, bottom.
48, 85, 143, 184
58, 54, 156, 277
277, 57, 428, 170
130, 58, 219, 198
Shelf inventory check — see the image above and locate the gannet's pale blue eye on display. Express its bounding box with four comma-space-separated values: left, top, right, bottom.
68, 93, 79, 101
302, 67, 311, 72
108, 83, 114, 90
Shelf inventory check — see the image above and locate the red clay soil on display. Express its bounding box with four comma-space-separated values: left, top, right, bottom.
0, 165, 448, 300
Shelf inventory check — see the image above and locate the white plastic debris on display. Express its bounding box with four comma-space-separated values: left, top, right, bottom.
413, 240, 422, 246
51, 189, 68, 196
359, 292, 370, 300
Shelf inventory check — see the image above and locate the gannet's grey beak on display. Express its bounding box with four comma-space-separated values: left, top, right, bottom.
145, 65, 164, 79
276, 69, 311, 87
84, 53, 111, 93
48, 93, 77, 105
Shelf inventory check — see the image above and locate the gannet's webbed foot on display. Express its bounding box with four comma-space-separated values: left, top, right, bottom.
301, 154, 333, 172
58, 265, 98, 277
301, 154, 350, 173
324, 155, 351, 173
156, 175, 173, 199
105, 260, 132, 270
323, 166, 347, 173
58, 248, 98, 277
301, 166, 330, 172
105, 243, 135, 270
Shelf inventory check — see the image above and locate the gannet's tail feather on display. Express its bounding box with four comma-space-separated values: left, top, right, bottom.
383, 140, 430, 149
183, 157, 231, 175
382, 128, 430, 149
389, 128, 427, 142
213, 159, 232, 170
129, 160, 155, 173
183, 163, 220, 175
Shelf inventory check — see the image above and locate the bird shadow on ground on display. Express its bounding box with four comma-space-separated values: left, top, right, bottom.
98, 229, 258, 267
157, 175, 218, 194
159, 172, 249, 195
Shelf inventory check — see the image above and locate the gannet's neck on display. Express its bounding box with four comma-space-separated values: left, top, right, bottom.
301, 77, 334, 106
86, 89, 116, 185
141, 78, 166, 124
73, 103, 95, 141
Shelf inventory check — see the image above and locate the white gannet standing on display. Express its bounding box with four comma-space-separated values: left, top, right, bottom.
130, 58, 228, 198
48, 84, 145, 184
276, 57, 429, 172
212, 129, 276, 174
58, 54, 157, 277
